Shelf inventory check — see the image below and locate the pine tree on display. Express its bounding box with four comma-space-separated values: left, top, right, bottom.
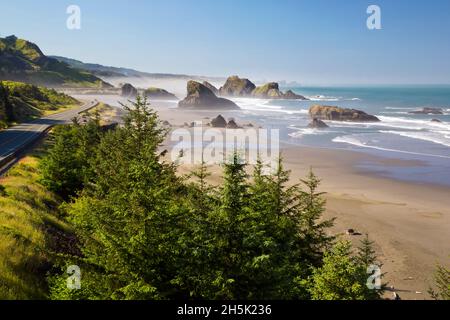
297, 169, 335, 266
429, 263, 450, 300
52, 95, 190, 299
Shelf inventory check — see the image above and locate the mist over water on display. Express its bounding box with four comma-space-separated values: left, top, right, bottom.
101, 76, 224, 98
77, 84, 450, 186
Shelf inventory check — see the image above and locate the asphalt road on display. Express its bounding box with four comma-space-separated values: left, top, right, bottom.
0, 100, 98, 169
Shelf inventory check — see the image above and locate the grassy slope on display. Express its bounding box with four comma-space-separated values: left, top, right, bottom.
0, 36, 111, 88
0, 81, 80, 129
0, 139, 73, 299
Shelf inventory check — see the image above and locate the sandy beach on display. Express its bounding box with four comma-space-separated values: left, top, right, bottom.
149, 103, 450, 300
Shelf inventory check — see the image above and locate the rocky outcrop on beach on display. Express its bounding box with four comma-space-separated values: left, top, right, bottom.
210, 115, 227, 128
308, 118, 329, 128
283, 89, 307, 100
209, 116, 241, 129
252, 83, 308, 100
179, 81, 239, 109
121, 83, 138, 98
145, 87, 178, 100
252, 82, 284, 99
227, 119, 240, 129
217, 76, 308, 100
219, 76, 256, 97
202, 81, 219, 95
309, 105, 380, 122
409, 107, 444, 115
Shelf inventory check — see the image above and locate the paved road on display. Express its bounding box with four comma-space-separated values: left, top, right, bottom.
0, 100, 98, 167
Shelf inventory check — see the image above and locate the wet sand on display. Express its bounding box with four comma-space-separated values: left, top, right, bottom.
155, 104, 450, 300
81, 95, 449, 299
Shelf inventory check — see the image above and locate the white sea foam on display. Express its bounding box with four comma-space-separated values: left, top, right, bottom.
233, 98, 309, 115
288, 128, 330, 138
327, 116, 450, 131
385, 107, 416, 110
306, 95, 340, 102
379, 130, 450, 148
332, 135, 450, 159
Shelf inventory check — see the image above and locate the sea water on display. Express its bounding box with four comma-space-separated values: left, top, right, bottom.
231, 85, 450, 186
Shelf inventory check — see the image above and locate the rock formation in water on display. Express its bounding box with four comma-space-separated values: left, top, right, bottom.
145, 87, 178, 100
409, 107, 443, 115
121, 83, 138, 98
210, 115, 227, 127
308, 118, 329, 128
202, 81, 219, 95
178, 81, 239, 109
219, 76, 256, 97
309, 105, 380, 122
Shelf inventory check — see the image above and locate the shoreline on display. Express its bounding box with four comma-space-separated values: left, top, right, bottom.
75, 96, 449, 300
154, 105, 449, 300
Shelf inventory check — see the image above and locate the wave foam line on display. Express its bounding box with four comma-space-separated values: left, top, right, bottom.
333, 135, 450, 159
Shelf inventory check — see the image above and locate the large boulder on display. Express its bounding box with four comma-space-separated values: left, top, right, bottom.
227, 119, 240, 129
309, 105, 380, 122
211, 115, 227, 128
202, 81, 219, 95
121, 83, 137, 98
283, 90, 308, 100
219, 76, 256, 97
409, 107, 443, 115
308, 118, 329, 128
252, 83, 308, 100
178, 81, 239, 109
252, 82, 284, 99
145, 87, 177, 100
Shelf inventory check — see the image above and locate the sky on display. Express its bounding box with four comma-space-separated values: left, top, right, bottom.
1, 0, 450, 85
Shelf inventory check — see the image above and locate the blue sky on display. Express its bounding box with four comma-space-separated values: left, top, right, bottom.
1, 0, 450, 85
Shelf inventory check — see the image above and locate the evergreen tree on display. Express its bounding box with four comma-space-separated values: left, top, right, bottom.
297, 169, 335, 266
307, 239, 383, 300
429, 263, 450, 300
52, 95, 191, 299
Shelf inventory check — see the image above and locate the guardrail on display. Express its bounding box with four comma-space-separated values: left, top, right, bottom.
0, 101, 99, 174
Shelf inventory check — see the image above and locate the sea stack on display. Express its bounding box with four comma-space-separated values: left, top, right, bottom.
210, 115, 227, 127
178, 81, 239, 110
219, 76, 256, 97
121, 83, 138, 98
252, 82, 284, 99
144, 87, 178, 100
309, 105, 380, 122
202, 81, 219, 95
308, 118, 329, 128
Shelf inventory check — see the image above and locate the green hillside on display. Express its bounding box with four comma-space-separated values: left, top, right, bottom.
0, 81, 79, 129
0, 145, 73, 299
0, 35, 111, 88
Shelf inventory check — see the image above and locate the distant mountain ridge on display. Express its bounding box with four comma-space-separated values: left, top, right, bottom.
50, 55, 226, 82
0, 35, 111, 88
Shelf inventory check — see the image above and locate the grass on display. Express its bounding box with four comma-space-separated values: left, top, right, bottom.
0, 80, 81, 130
0, 138, 73, 299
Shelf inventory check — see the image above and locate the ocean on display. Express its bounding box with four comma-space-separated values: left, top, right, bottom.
231, 85, 450, 186
81, 85, 450, 186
